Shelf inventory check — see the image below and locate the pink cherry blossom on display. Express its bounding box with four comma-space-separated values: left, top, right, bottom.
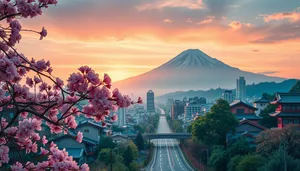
0, 1, 137, 169
80, 163, 90, 171
0, 145, 9, 166
111, 114, 118, 122
40, 27, 47, 40
42, 136, 48, 145
76, 132, 83, 143
103, 73, 111, 87
40, 147, 49, 155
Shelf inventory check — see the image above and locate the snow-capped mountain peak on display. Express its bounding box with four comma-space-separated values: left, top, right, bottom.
159, 49, 230, 69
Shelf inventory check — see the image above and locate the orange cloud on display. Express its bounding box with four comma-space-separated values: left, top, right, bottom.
163, 19, 173, 23
262, 12, 300, 22
136, 0, 204, 11
197, 16, 215, 25
228, 21, 252, 30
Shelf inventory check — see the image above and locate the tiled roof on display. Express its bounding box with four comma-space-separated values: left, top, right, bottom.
269, 111, 300, 117
239, 119, 268, 130
236, 114, 262, 120
230, 100, 258, 110
65, 148, 84, 158
253, 98, 270, 104
51, 133, 98, 145
271, 93, 300, 104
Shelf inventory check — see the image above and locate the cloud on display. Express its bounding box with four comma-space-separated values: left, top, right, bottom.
228, 21, 252, 30
261, 12, 300, 22
257, 71, 279, 75
163, 19, 173, 23
136, 0, 204, 11
197, 16, 214, 24
252, 49, 260, 52
186, 18, 193, 23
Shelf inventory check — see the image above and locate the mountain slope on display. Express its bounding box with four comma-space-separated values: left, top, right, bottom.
113, 49, 285, 96
156, 79, 298, 103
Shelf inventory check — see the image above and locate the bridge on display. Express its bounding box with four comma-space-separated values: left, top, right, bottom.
127, 133, 192, 140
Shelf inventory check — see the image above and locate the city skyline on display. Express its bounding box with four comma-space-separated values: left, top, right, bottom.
16, 0, 300, 82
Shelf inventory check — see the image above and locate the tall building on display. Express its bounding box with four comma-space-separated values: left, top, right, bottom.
253, 97, 270, 116
147, 90, 155, 113
171, 100, 185, 120
115, 108, 127, 127
236, 77, 246, 101
222, 90, 233, 103
184, 103, 203, 121
166, 98, 174, 114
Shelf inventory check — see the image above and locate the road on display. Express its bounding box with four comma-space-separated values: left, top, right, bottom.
146, 107, 194, 171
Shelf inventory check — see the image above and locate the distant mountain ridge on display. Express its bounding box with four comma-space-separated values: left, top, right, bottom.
113, 49, 285, 95
158, 49, 232, 69
156, 79, 298, 103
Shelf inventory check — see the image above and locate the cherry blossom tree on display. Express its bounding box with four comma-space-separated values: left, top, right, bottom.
0, 1, 142, 170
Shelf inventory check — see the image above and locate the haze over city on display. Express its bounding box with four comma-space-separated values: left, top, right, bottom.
2, 1, 300, 171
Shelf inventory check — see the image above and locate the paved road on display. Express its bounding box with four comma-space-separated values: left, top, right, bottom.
146, 107, 194, 171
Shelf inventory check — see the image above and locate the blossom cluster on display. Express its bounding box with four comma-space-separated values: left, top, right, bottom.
0, 0, 142, 170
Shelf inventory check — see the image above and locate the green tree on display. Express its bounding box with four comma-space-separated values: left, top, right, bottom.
261, 93, 274, 101
135, 132, 145, 151
236, 155, 266, 171
227, 138, 254, 158
172, 120, 184, 133
98, 136, 116, 150
192, 99, 239, 147
98, 148, 121, 165
227, 155, 243, 171
123, 141, 139, 165
290, 80, 300, 93
133, 125, 145, 133
259, 104, 277, 128
208, 146, 227, 171
129, 162, 140, 171
259, 148, 300, 171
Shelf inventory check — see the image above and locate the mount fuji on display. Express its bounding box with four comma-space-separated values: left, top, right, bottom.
113, 49, 285, 95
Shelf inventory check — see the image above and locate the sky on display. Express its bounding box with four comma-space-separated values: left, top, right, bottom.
17, 0, 300, 82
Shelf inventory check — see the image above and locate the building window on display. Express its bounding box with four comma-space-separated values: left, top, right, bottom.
84, 129, 89, 133
236, 109, 245, 114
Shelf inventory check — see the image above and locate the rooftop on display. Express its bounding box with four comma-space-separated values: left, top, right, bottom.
230, 100, 258, 110
271, 92, 300, 104
65, 148, 85, 158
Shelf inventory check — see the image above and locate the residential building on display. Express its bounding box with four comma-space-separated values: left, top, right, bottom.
112, 134, 130, 144
222, 90, 233, 103
236, 77, 246, 101
269, 93, 300, 128
147, 90, 155, 113
230, 100, 261, 122
253, 97, 270, 116
188, 97, 207, 104
171, 100, 185, 120
227, 119, 268, 146
184, 103, 203, 121
52, 120, 111, 162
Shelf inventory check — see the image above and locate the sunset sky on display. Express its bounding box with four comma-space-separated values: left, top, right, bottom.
17, 0, 300, 82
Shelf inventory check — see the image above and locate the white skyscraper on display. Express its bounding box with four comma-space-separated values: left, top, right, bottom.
236, 77, 246, 101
